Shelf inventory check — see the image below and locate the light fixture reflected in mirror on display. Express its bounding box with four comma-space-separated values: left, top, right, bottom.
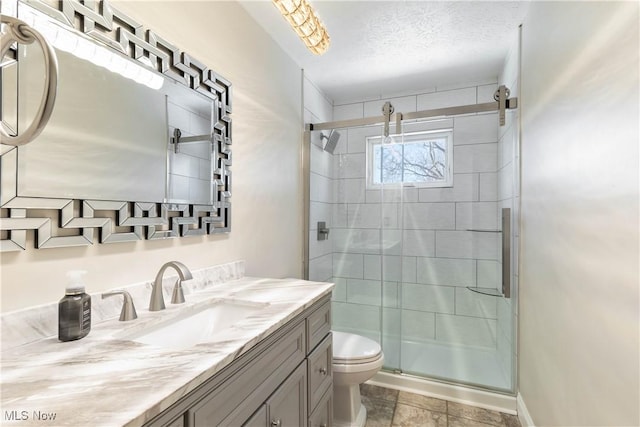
272, 0, 330, 55
18, 7, 164, 90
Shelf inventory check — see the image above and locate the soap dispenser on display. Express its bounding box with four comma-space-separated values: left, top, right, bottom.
58, 270, 91, 342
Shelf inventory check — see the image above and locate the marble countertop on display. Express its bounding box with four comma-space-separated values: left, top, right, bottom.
1, 274, 334, 427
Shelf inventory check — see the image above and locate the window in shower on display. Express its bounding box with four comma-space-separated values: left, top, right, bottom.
367, 130, 453, 188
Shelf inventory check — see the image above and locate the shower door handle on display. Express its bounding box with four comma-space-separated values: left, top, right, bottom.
502, 208, 511, 299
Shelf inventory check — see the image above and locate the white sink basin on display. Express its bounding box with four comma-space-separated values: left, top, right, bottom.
127, 301, 266, 348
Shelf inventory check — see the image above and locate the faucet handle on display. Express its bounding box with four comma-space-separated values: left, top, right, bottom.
171, 279, 186, 305
102, 290, 138, 321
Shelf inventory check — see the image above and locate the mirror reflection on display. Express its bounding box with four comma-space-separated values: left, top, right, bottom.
3, 3, 214, 205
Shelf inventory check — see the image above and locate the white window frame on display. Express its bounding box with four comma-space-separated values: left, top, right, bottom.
366, 129, 454, 189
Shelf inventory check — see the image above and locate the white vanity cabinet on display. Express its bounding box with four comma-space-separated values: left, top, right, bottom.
145, 295, 332, 427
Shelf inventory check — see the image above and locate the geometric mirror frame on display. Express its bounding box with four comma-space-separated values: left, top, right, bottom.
0, 0, 232, 251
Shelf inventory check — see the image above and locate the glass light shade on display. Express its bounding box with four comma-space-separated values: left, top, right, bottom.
272, 0, 330, 55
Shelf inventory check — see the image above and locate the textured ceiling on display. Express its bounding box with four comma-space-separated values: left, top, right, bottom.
240, 1, 530, 103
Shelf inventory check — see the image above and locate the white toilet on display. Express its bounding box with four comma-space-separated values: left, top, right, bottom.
332, 331, 384, 427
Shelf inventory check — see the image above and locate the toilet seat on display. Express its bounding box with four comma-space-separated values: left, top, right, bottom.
332, 331, 382, 365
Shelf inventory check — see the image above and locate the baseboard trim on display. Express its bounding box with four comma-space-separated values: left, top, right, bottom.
517, 393, 535, 426
368, 371, 517, 415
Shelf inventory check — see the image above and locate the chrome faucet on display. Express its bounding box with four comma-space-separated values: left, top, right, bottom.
149, 261, 193, 311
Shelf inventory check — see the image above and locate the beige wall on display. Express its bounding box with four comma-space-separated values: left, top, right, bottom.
519, 2, 639, 425
0, 1, 303, 312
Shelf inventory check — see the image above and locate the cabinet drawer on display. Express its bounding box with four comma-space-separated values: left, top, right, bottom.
188, 321, 306, 426
307, 333, 332, 412
306, 298, 331, 352
308, 387, 332, 427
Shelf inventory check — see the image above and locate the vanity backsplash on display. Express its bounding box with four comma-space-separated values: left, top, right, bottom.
1, 260, 245, 349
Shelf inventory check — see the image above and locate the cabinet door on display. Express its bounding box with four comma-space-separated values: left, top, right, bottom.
267, 362, 307, 427
243, 405, 267, 427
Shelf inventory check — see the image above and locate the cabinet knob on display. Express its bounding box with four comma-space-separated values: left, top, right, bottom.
271, 419, 281, 427
319, 367, 327, 375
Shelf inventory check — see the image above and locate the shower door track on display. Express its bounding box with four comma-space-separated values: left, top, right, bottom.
305, 85, 517, 133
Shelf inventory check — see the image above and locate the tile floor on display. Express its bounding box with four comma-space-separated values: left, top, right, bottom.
360, 384, 521, 427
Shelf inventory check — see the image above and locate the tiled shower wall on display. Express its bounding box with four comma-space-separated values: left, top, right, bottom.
167, 99, 213, 204
328, 81, 507, 351
305, 74, 334, 282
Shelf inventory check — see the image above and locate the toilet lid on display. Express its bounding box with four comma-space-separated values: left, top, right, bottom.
332, 331, 382, 364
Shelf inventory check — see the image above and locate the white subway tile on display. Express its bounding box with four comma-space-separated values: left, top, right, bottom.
333, 203, 348, 228
331, 277, 347, 302
381, 229, 403, 256
456, 202, 499, 231
479, 172, 498, 201
309, 230, 333, 259
310, 172, 332, 203
402, 230, 436, 257
498, 163, 514, 200
347, 125, 383, 153
188, 178, 210, 203
402, 118, 454, 134
363, 255, 403, 281
333, 253, 364, 279
383, 282, 399, 308
453, 113, 499, 145
477, 260, 501, 288
333, 103, 364, 121
435, 230, 500, 260
310, 201, 332, 230
417, 87, 476, 110
497, 297, 514, 340
335, 179, 365, 203
455, 287, 497, 319
309, 253, 332, 282
477, 84, 499, 104
169, 174, 189, 201
310, 143, 333, 177
347, 279, 382, 306
401, 283, 455, 314
332, 228, 380, 254
435, 314, 497, 348
454, 143, 498, 173
403, 203, 456, 230
190, 113, 211, 137
332, 302, 380, 338
347, 203, 399, 229
383, 307, 401, 341
365, 187, 419, 203
364, 95, 417, 117
498, 123, 515, 168
303, 77, 332, 122
167, 101, 190, 130
402, 310, 436, 342
335, 153, 366, 179
198, 159, 211, 181
418, 174, 479, 202
416, 257, 476, 287
402, 257, 417, 283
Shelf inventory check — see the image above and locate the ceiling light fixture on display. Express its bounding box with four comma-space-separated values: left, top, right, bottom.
271, 0, 330, 55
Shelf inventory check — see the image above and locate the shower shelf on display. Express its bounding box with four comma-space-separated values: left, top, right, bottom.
465, 229, 502, 233
466, 287, 504, 298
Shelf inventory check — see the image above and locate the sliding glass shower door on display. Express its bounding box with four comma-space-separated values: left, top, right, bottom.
306, 105, 518, 394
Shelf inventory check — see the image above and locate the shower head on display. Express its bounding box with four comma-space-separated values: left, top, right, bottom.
321, 129, 341, 154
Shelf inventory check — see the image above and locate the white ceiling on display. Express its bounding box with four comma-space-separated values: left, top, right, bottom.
240, 1, 530, 104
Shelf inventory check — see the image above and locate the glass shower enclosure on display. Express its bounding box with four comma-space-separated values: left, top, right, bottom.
304, 87, 519, 394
